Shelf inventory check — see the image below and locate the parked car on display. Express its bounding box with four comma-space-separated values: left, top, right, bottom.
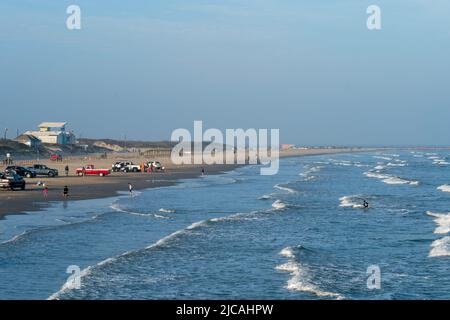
50, 154, 62, 161
146, 161, 164, 171
112, 161, 132, 172
5, 166, 36, 178
28, 164, 59, 177
0, 172, 26, 190
122, 162, 142, 173
76, 165, 111, 176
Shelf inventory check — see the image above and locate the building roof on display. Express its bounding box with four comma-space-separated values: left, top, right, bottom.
38, 122, 67, 128
24, 130, 64, 137
14, 134, 41, 142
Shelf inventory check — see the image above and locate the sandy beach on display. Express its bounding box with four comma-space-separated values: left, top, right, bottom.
0, 147, 383, 218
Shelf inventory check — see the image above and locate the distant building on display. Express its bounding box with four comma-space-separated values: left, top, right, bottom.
24, 122, 76, 145
14, 134, 42, 148
281, 144, 295, 150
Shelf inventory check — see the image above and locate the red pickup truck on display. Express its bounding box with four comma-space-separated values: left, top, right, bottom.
50, 154, 62, 161
76, 165, 111, 177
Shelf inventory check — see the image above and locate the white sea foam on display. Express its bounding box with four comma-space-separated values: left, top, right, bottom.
426, 211, 450, 234
429, 236, 450, 257
339, 196, 365, 209
387, 162, 406, 167
272, 200, 287, 210
433, 160, 450, 165
110, 204, 168, 219
374, 165, 386, 170
437, 185, 450, 193
276, 247, 343, 299
0, 231, 28, 245
373, 156, 393, 161
258, 194, 272, 200
279, 246, 295, 258
210, 212, 257, 223
382, 177, 419, 185
333, 162, 352, 166
158, 208, 176, 213
364, 172, 390, 180
274, 184, 297, 194
364, 172, 419, 186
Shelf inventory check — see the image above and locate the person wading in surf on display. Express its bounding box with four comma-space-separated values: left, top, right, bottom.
363, 200, 369, 208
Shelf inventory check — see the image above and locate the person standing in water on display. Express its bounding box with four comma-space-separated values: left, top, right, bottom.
128, 183, 133, 195
63, 186, 69, 198
363, 200, 369, 208
43, 185, 49, 198
201, 167, 205, 176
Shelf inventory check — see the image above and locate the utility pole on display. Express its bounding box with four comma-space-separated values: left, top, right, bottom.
3, 128, 8, 140
124, 134, 127, 151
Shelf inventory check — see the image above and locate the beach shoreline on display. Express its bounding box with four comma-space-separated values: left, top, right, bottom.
0, 147, 387, 219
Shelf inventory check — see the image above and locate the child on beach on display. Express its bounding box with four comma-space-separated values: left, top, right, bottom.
43, 186, 48, 198
63, 186, 69, 198
128, 183, 133, 195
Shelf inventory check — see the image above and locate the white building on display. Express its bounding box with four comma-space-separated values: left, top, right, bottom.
14, 134, 42, 148
24, 122, 76, 145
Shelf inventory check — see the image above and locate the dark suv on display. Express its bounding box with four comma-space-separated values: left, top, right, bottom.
0, 173, 26, 190
6, 166, 36, 178
27, 164, 58, 177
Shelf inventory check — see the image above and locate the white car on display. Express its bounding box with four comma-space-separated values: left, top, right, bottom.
122, 163, 142, 173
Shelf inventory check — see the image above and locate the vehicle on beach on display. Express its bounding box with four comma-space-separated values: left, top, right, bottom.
27, 164, 58, 177
146, 161, 164, 172
76, 165, 111, 176
111, 161, 132, 172
5, 166, 37, 178
122, 162, 142, 173
0, 172, 26, 190
50, 154, 62, 161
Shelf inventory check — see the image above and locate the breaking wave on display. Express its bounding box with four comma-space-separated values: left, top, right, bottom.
339, 195, 365, 209
275, 247, 343, 299
274, 184, 297, 194
158, 208, 176, 213
272, 200, 287, 210
110, 204, 168, 219
429, 236, 450, 257
426, 211, 450, 234
364, 171, 419, 186
437, 185, 450, 193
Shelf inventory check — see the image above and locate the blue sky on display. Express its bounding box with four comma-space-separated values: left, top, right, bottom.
1, 0, 449, 145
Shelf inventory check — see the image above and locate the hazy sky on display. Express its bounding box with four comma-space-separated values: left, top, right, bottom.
1, 0, 449, 146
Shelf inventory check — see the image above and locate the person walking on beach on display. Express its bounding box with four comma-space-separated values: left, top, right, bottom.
201, 167, 205, 176
63, 186, 69, 198
128, 183, 133, 195
64, 165, 69, 177
43, 186, 49, 198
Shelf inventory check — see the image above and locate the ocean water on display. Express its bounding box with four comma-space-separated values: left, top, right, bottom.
1, 151, 450, 299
